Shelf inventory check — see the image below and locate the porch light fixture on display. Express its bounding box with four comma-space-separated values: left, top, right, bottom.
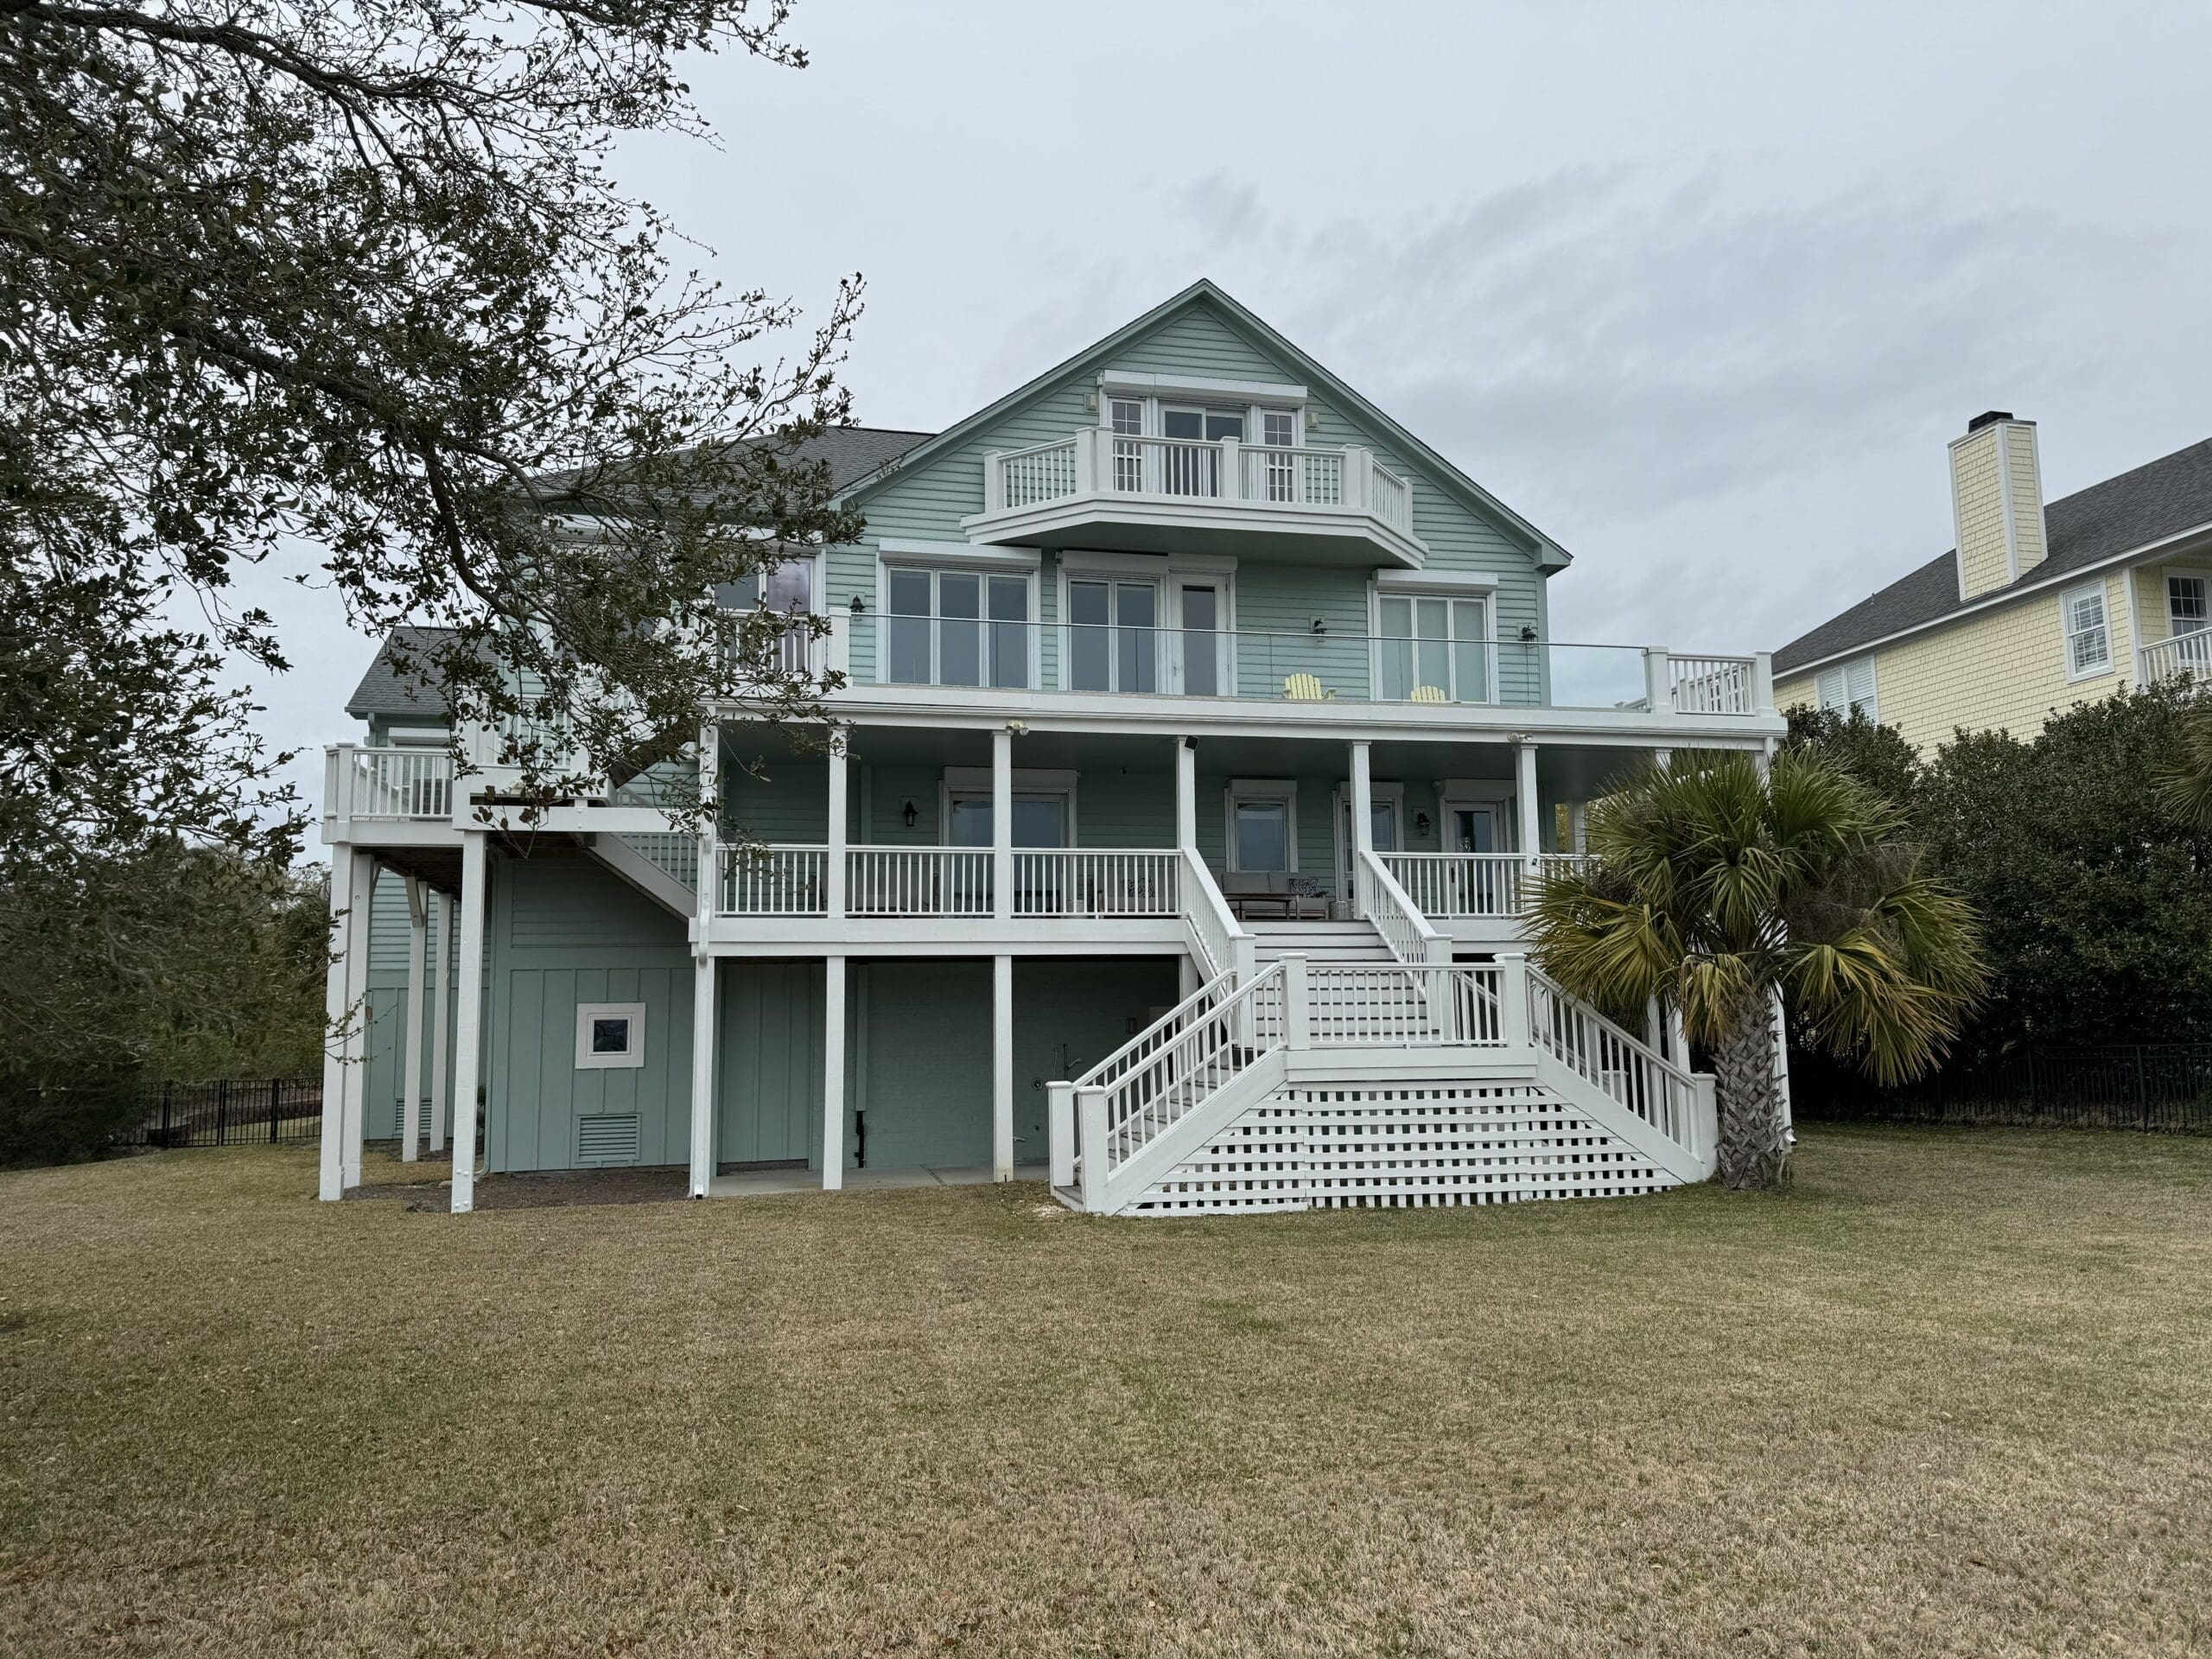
1518, 625, 1537, 643
1414, 812, 1430, 837
849, 594, 866, 614
1310, 618, 1327, 636
901, 799, 918, 829
1305, 409, 1320, 433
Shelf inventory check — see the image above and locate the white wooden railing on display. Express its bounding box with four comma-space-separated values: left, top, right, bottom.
1527, 965, 1706, 1159
1301, 961, 1505, 1047
2139, 631, 2212, 685
847, 847, 993, 917
717, 845, 826, 916
1011, 849, 1179, 917
1354, 849, 1450, 963
1378, 852, 1592, 919
619, 833, 700, 893
325, 744, 454, 822
982, 429, 1417, 537
1668, 654, 1761, 715
1179, 849, 1248, 981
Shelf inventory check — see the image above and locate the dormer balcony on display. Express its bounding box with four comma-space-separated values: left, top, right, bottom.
963, 428, 1427, 566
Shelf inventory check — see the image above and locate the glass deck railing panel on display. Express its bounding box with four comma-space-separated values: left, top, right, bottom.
844, 617, 1670, 712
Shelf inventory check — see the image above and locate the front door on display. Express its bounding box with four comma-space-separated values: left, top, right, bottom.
1174, 581, 1223, 697
1445, 804, 1505, 913
950, 792, 1069, 910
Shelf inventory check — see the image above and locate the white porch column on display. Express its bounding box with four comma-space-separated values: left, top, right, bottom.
448, 830, 488, 1214
318, 842, 356, 1201
1174, 736, 1198, 850
991, 727, 1013, 921
429, 889, 453, 1154
1350, 740, 1374, 918
1514, 741, 1541, 871
399, 875, 428, 1161
688, 954, 718, 1198
992, 953, 1014, 1180
825, 734, 849, 921
822, 954, 847, 1190
340, 851, 373, 1190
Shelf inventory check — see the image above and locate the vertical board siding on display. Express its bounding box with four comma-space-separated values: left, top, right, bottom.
717, 961, 825, 1166
1009, 959, 1182, 1160
359, 871, 461, 1139
854, 960, 993, 1168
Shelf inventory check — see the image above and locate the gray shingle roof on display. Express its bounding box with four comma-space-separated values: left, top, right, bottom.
1774, 435, 2212, 673
535, 424, 935, 506
345, 626, 461, 719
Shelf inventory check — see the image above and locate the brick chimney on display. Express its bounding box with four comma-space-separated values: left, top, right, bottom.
1948, 410, 2047, 600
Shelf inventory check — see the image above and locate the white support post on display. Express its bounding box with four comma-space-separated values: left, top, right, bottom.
825, 735, 849, 922
429, 890, 453, 1154
1514, 741, 1541, 875
982, 450, 1007, 514
1770, 985, 1793, 1141
821, 955, 846, 1190
1174, 736, 1197, 851
1668, 1001, 1689, 1070
1350, 740, 1374, 919
448, 830, 487, 1214
1077, 1086, 1109, 1211
1643, 647, 1672, 715
1047, 1082, 1076, 1189
1497, 951, 1531, 1054
1282, 954, 1311, 1051
1072, 429, 1098, 496
1217, 436, 1243, 502
688, 954, 717, 1198
991, 727, 1013, 922
825, 609, 852, 680
400, 875, 427, 1162
697, 720, 719, 945
340, 851, 373, 1190
1343, 447, 1370, 514
1753, 651, 1777, 715
992, 953, 1014, 1180
318, 842, 356, 1202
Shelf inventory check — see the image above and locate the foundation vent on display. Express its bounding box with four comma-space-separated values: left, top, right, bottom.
575, 1113, 642, 1166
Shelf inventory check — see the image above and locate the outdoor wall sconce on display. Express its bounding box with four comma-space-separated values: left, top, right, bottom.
1519, 624, 1538, 642
849, 594, 866, 614
1305, 408, 1320, 432
1414, 812, 1431, 838
1311, 618, 1327, 635
901, 799, 918, 829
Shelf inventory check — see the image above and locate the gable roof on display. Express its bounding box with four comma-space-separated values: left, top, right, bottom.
835, 278, 1569, 569
345, 625, 460, 719
1775, 435, 2212, 674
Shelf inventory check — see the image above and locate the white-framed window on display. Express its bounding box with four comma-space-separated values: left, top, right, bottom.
1375, 591, 1492, 702
1225, 780, 1298, 874
883, 565, 1033, 689
2169, 573, 2209, 634
1815, 658, 1878, 721
715, 556, 818, 676
2062, 582, 2112, 680
1109, 397, 1144, 437
575, 1002, 646, 1071
1058, 555, 1234, 697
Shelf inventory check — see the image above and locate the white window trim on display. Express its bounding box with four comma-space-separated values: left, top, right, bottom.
1055, 556, 1236, 697
2163, 565, 2212, 635
1367, 579, 1499, 705
2061, 581, 2113, 682
1099, 371, 1309, 404
1224, 779, 1299, 874
1093, 391, 1306, 448
575, 1002, 647, 1071
1815, 657, 1879, 722
874, 556, 1041, 689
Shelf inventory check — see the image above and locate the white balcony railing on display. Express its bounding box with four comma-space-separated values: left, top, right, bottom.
1010, 850, 1180, 918
2139, 631, 2212, 686
846, 848, 993, 918
1379, 852, 1592, 919
718, 845, 827, 916
325, 744, 454, 822
982, 429, 1417, 538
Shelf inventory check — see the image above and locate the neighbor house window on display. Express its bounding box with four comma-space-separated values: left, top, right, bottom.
2170, 575, 2208, 634
575, 1002, 646, 1071
1376, 593, 1491, 702
1815, 658, 1878, 721
884, 568, 1030, 689
2063, 584, 2111, 679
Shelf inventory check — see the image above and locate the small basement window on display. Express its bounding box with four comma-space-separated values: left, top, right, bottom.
575, 1002, 647, 1070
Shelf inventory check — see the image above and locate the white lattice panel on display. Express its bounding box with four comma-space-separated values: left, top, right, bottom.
1125, 1083, 1681, 1217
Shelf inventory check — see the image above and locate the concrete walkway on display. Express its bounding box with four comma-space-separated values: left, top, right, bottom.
707, 1163, 1049, 1198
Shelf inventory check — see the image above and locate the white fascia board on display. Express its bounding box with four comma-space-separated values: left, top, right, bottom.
1779, 518, 2212, 680
961, 496, 1427, 567
1058, 548, 1238, 575
1374, 569, 1498, 592
1098, 370, 1307, 403
876, 537, 1042, 569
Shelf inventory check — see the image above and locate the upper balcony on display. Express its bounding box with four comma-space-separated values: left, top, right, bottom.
961, 429, 1427, 567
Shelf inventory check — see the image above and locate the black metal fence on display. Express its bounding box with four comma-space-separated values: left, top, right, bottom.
117, 1078, 323, 1149
1794, 1045, 2212, 1133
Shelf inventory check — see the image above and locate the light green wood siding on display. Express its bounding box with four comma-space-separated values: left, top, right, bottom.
853, 961, 990, 1167
1009, 959, 1180, 1161
716, 961, 825, 1167
484, 854, 693, 1173
359, 869, 460, 1141
721, 753, 830, 843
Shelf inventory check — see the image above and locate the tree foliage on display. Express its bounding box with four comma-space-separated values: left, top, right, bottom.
1527, 753, 1984, 1189
1779, 704, 1922, 814
3, 0, 865, 887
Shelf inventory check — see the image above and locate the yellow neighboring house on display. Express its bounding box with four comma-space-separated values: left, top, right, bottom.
1774, 413, 2212, 749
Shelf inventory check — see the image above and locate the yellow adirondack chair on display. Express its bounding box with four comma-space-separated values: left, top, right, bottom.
1284, 672, 1333, 702
1411, 685, 1448, 704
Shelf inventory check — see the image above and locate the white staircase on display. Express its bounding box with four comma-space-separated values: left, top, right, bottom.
582, 832, 698, 918
1245, 918, 1396, 967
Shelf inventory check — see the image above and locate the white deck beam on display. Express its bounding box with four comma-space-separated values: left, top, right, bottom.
825, 738, 848, 921
992, 953, 1014, 1181
340, 851, 373, 1191
689, 954, 717, 1198
822, 954, 847, 1190
448, 830, 487, 1213
1174, 735, 1197, 849
317, 842, 355, 1201
429, 890, 452, 1154
991, 728, 1013, 922
1514, 741, 1541, 870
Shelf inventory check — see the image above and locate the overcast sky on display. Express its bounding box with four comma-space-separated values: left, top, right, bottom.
258, 0, 2212, 831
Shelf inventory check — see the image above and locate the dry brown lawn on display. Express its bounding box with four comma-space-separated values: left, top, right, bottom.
3, 1127, 2209, 1656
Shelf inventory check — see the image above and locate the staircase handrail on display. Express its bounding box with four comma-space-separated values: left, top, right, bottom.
1355, 847, 1450, 967
1179, 847, 1251, 981
1525, 963, 1707, 1158
1070, 966, 1236, 1093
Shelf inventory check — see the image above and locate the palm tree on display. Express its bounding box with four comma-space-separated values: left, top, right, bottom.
1527, 752, 1984, 1191
2156, 705, 2212, 829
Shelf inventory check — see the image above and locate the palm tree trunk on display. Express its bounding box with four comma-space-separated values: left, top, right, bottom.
1713, 995, 1788, 1190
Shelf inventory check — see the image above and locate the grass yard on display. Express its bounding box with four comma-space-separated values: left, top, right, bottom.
3, 1130, 2210, 1656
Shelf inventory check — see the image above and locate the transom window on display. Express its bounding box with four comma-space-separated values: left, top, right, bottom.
2063, 583, 2111, 679
1815, 658, 1878, 721
2171, 575, 2208, 634
1376, 593, 1491, 702
885, 568, 1029, 689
